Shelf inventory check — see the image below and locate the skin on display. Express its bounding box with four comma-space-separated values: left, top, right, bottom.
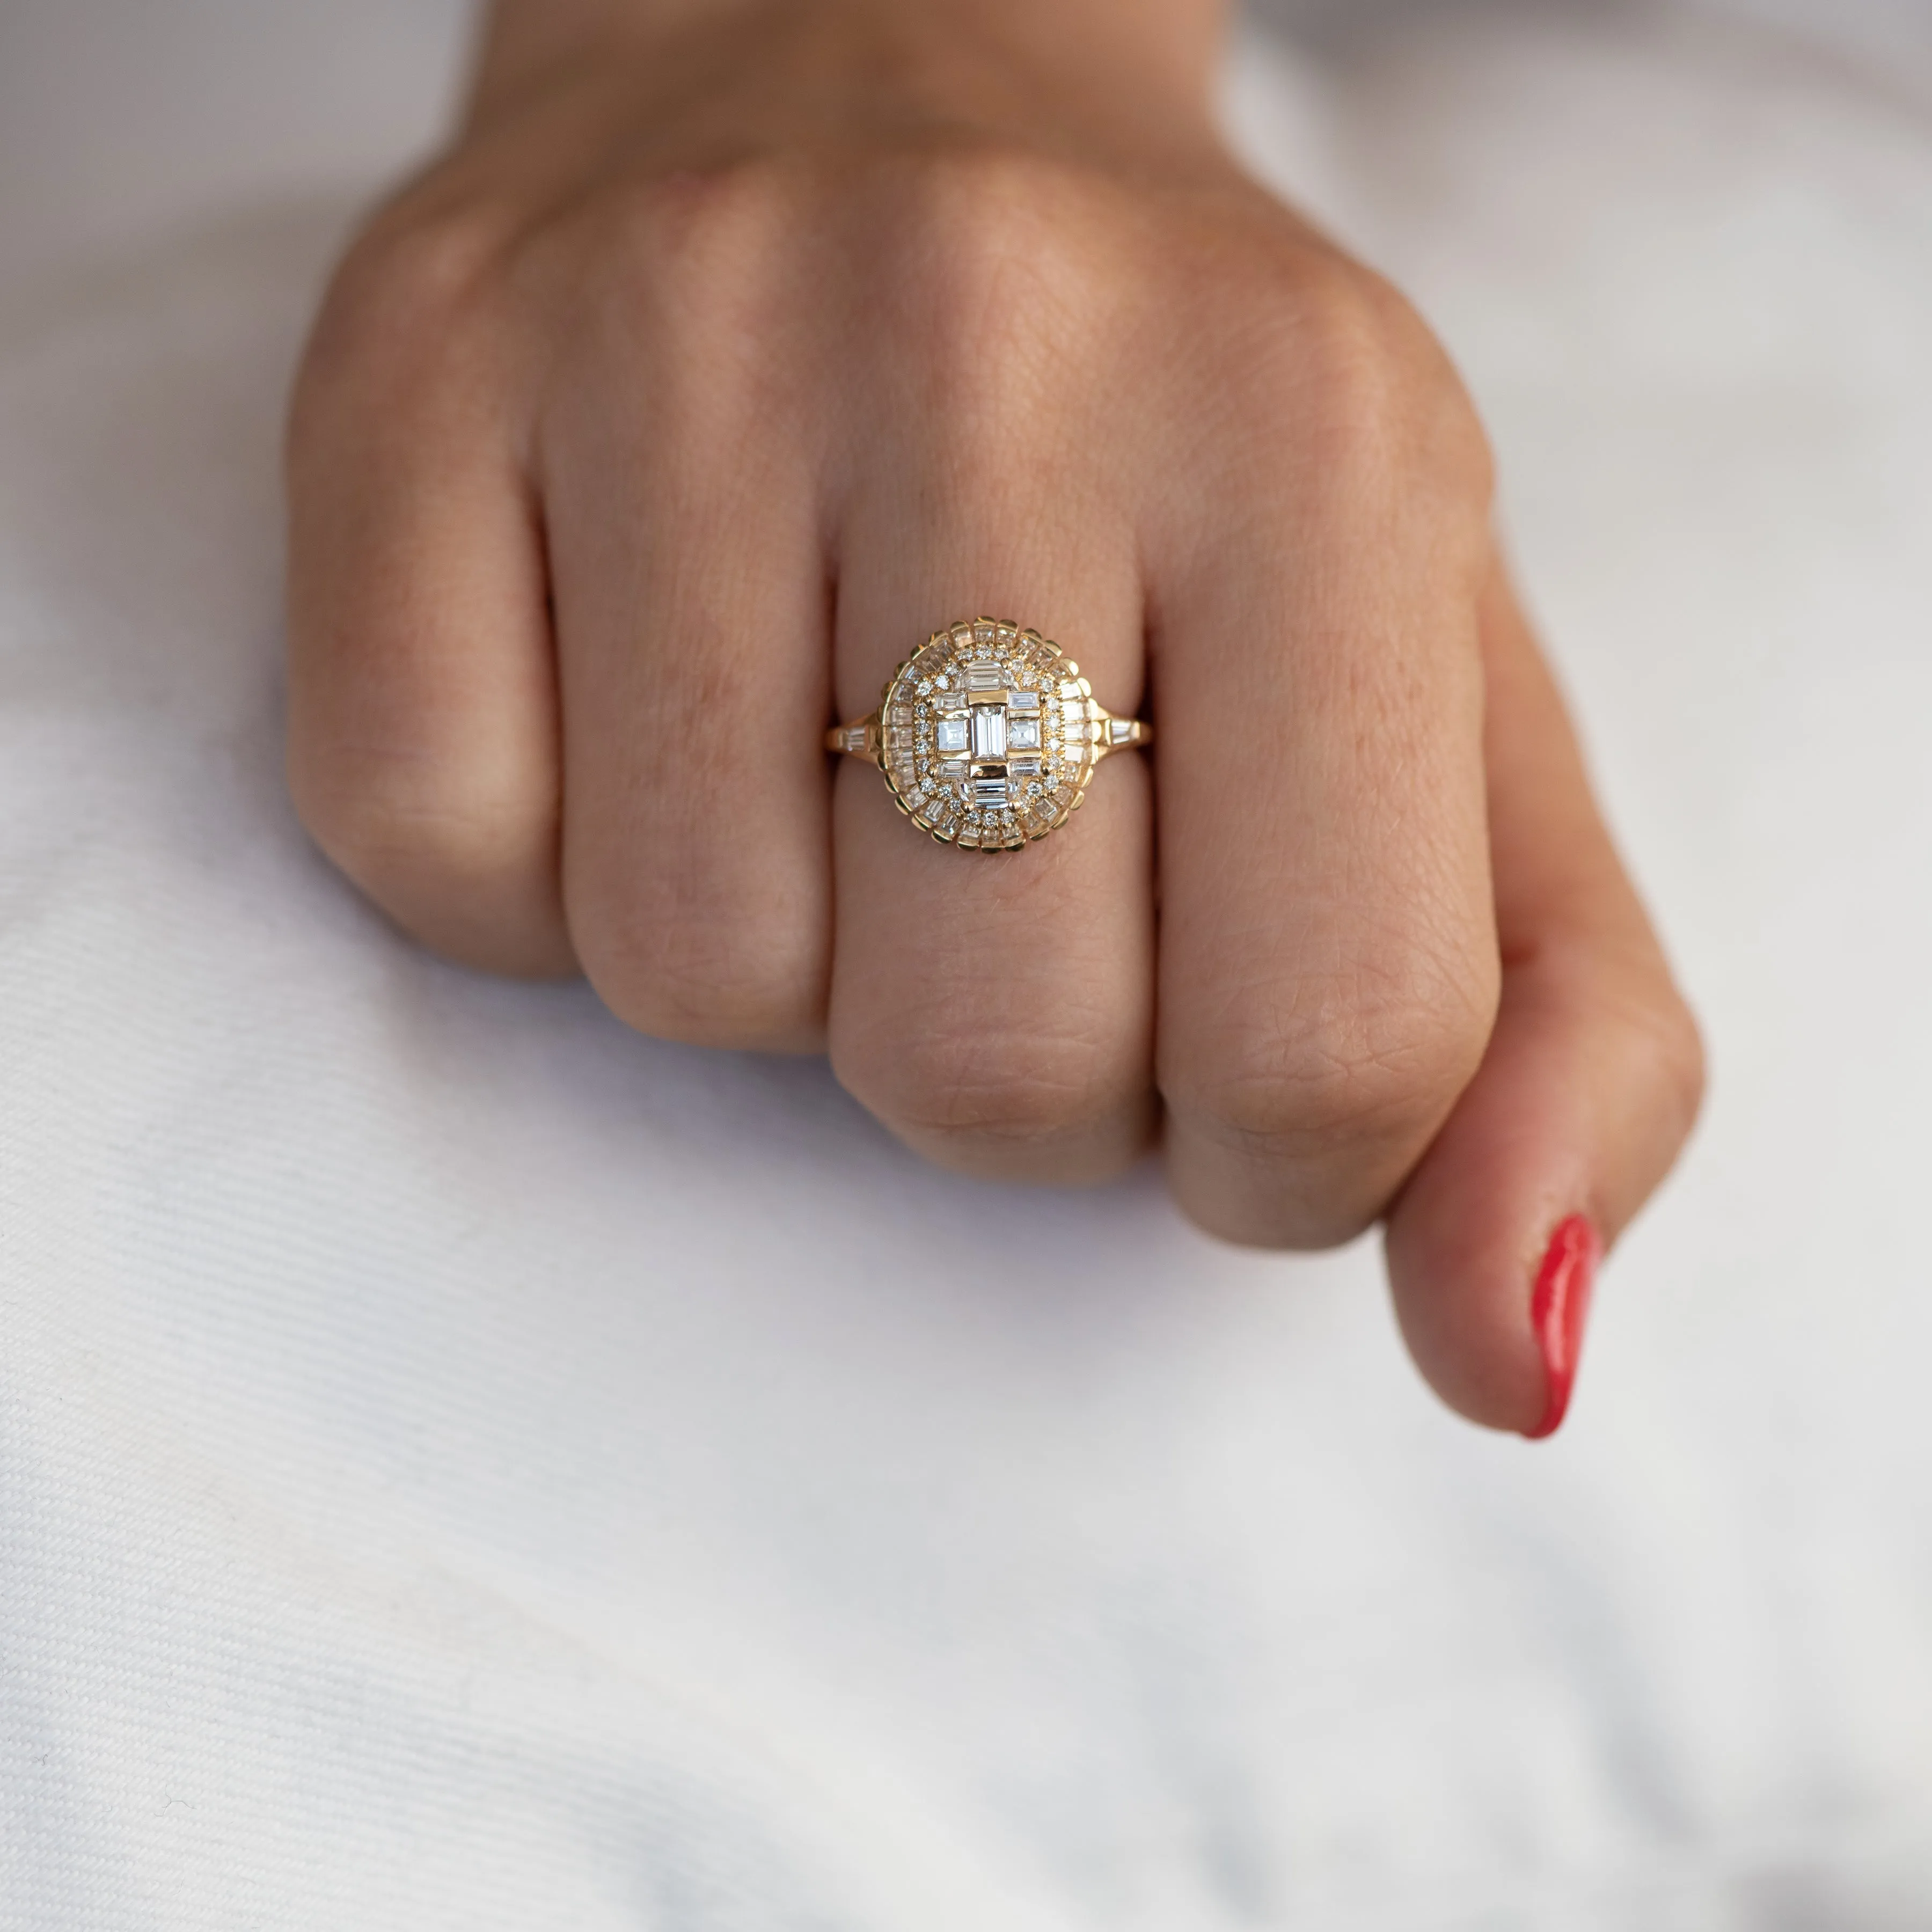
284, 0, 1706, 1434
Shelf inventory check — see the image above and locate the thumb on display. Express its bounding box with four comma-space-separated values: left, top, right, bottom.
1385, 554, 1705, 1437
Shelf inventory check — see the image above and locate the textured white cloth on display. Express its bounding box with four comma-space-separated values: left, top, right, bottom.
3, 3, 1931, 1925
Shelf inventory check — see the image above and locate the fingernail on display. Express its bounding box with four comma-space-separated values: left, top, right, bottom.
1525, 1214, 1602, 1440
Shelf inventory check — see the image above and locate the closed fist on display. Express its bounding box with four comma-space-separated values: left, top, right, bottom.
286, 0, 1702, 1433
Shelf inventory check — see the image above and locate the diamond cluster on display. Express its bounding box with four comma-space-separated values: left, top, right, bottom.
878, 619, 1101, 850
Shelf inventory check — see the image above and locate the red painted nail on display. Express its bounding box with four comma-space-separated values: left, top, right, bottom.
1525, 1214, 1602, 1439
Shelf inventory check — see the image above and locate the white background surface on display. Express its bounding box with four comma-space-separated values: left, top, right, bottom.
3, 2, 1930, 1925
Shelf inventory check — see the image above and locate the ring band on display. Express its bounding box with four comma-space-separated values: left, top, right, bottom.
826, 617, 1152, 851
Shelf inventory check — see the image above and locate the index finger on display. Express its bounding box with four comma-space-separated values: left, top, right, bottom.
1148, 269, 1501, 1247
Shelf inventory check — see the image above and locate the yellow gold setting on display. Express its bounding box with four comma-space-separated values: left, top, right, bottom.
826, 618, 1151, 851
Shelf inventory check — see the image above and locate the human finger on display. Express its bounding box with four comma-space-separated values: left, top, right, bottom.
541, 233, 834, 1053
285, 233, 571, 978
1154, 268, 1502, 1248
1383, 557, 1705, 1436
826, 459, 1155, 1181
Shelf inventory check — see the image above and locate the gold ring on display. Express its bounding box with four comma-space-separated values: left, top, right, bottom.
825, 617, 1152, 851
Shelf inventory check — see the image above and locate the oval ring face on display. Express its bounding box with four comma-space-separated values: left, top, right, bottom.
879, 619, 1097, 851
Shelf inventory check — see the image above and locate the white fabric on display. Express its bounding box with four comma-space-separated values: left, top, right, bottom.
4, 2, 1931, 1924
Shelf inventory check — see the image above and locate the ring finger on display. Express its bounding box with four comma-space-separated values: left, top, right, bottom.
827, 445, 1156, 1185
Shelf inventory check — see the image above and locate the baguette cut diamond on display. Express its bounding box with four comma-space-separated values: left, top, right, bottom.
970, 706, 1008, 760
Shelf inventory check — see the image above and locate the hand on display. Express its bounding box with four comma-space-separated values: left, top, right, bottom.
285, 0, 1703, 1435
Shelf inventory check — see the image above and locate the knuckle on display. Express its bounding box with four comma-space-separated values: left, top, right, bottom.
1173, 943, 1494, 1167
1205, 244, 1493, 507
289, 203, 513, 471
291, 738, 550, 919
898, 148, 1080, 286
627, 153, 801, 257
1614, 971, 1709, 1147
1659, 1003, 1709, 1139
300, 203, 508, 393
569, 158, 801, 339
880, 151, 1119, 420
850, 1012, 1128, 1153
514, 160, 811, 427
571, 868, 824, 1050
1317, 296, 1490, 504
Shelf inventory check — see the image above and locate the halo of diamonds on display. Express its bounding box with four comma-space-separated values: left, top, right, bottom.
877, 619, 1103, 850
